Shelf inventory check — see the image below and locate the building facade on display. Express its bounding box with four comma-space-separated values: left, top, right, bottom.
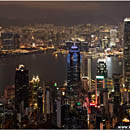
124, 18, 130, 104
15, 64, 29, 113
67, 44, 81, 106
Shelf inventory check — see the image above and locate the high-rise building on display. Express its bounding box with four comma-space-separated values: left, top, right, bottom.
30, 75, 40, 110
97, 59, 107, 78
110, 29, 117, 47
67, 44, 81, 105
37, 86, 43, 113
0, 102, 4, 128
81, 55, 87, 77
96, 59, 108, 107
81, 76, 89, 94
112, 74, 121, 116
88, 57, 92, 90
123, 18, 130, 104
15, 64, 29, 114
100, 30, 110, 49
95, 76, 105, 106
81, 55, 91, 90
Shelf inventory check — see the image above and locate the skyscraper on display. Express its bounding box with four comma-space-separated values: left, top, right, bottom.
88, 57, 92, 90
112, 74, 121, 116
96, 59, 108, 108
110, 29, 117, 47
123, 18, 130, 104
30, 75, 40, 110
81, 55, 91, 90
97, 59, 107, 78
15, 64, 29, 113
67, 44, 81, 105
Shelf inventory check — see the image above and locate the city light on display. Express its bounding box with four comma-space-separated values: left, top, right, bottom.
76, 102, 81, 106
0, 4, 129, 129
96, 76, 104, 79
122, 118, 130, 123
54, 82, 57, 87
90, 102, 96, 106
62, 92, 65, 96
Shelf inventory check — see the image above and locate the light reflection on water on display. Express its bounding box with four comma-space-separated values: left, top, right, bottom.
0, 52, 122, 95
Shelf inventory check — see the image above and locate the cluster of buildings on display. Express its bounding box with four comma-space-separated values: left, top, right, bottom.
0, 18, 129, 129
0, 22, 124, 51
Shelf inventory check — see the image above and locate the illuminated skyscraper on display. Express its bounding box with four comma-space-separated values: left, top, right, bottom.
110, 29, 117, 47
97, 59, 107, 78
81, 54, 87, 77
96, 59, 108, 108
30, 75, 40, 110
95, 76, 105, 106
15, 64, 29, 113
67, 44, 81, 105
123, 17, 130, 103
81, 55, 91, 90
88, 57, 92, 90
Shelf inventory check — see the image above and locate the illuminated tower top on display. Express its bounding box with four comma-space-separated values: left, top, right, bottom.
69, 44, 80, 53
124, 17, 130, 22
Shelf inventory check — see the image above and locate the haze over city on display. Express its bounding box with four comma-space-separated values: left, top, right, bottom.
0, 2, 130, 26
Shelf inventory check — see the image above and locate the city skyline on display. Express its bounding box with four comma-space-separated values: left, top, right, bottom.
0, 2, 130, 26
0, 2, 130, 129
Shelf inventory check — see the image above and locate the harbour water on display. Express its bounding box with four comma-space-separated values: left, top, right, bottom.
0, 52, 123, 95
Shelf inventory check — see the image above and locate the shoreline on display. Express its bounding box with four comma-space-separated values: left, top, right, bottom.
0, 49, 45, 58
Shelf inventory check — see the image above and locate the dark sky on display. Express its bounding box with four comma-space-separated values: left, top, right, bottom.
0, 1, 130, 26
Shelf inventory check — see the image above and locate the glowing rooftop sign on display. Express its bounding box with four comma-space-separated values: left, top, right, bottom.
96, 76, 104, 79
97, 59, 106, 63
124, 17, 130, 22
71, 45, 78, 49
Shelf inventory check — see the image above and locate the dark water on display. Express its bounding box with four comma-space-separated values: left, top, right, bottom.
0, 52, 122, 95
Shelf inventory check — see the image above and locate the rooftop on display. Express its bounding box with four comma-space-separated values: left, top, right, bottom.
124, 17, 130, 22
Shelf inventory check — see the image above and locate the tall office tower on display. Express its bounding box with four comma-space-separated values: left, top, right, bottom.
46, 87, 50, 115
95, 76, 105, 106
81, 76, 89, 94
88, 57, 92, 90
15, 64, 29, 114
81, 55, 91, 90
110, 29, 117, 47
112, 74, 121, 116
97, 59, 107, 78
81, 55, 87, 77
123, 18, 130, 104
37, 86, 43, 113
100, 30, 110, 49
67, 44, 81, 105
57, 98, 61, 128
1, 32, 20, 50
30, 75, 40, 110
96, 59, 108, 107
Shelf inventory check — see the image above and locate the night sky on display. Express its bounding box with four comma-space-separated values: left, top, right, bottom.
0, 1, 130, 26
